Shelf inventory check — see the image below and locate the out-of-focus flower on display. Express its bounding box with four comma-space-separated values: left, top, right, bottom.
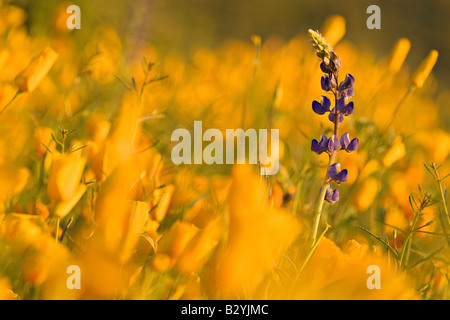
33, 127, 55, 158
47, 152, 86, 203
328, 163, 348, 183
206, 165, 300, 299
150, 185, 174, 222
388, 38, 411, 74
15, 47, 58, 93
0, 278, 18, 300
151, 220, 199, 272
86, 113, 111, 143
411, 49, 438, 89
0, 165, 30, 202
382, 136, 406, 167
322, 15, 346, 47
176, 216, 224, 273
292, 237, 417, 299
352, 177, 381, 211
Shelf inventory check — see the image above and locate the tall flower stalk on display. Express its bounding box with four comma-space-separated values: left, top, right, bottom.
308, 29, 359, 245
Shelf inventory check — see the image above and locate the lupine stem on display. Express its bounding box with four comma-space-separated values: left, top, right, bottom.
311, 90, 340, 245
311, 156, 332, 245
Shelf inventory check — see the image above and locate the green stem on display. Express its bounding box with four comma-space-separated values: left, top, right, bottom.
384, 85, 415, 130
55, 217, 60, 241
0, 90, 21, 116
311, 156, 332, 245
399, 210, 420, 270
433, 163, 450, 226
311, 89, 340, 245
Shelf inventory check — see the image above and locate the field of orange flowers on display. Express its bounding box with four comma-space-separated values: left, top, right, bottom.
0, 2, 449, 300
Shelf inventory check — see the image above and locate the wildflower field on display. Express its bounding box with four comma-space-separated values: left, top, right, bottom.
0, 0, 450, 300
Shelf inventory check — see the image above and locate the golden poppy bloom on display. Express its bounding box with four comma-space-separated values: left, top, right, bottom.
411, 49, 438, 88
15, 46, 58, 93
47, 152, 86, 202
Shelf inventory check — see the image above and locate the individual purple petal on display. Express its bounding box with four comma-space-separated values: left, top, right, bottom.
312, 100, 324, 115
312, 96, 331, 115
346, 138, 359, 152
339, 74, 355, 91
341, 87, 355, 98
342, 101, 354, 116
324, 185, 340, 204
320, 61, 331, 73
330, 52, 341, 71
328, 163, 348, 183
336, 97, 354, 116
327, 163, 340, 180
321, 96, 331, 110
321, 75, 332, 92
328, 109, 344, 123
311, 139, 321, 154
334, 169, 348, 183
323, 184, 338, 204
340, 132, 350, 149
330, 189, 340, 203
336, 96, 346, 113
327, 135, 340, 154
318, 135, 328, 152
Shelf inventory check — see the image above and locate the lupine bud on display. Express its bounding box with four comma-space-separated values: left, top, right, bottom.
324, 184, 340, 204
411, 49, 438, 89
388, 38, 411, 74
15, 47, 58, 93
308, 29, 332, 60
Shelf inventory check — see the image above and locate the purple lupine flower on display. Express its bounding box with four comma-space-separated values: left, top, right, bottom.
324, 184, 339, 204
339, 74, 355, 91
311, 135, 328, 154
338, 74, 355, 98
328, 108, 344, 123
336, 97, 354, 116
320, 74, 337, 92
311, 135, 339, 155
327, 163, 348, 183
326, 135, 340, 154
312, 96, 331, 115
321, 75, 332, 92
320, 52, 341, 74
340, 133, 359, 153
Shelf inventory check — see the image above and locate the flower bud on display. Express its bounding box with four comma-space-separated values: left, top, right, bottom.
15, 47, 58, 93
388, 38, 411, 74
411, 49, 438, 89
322, 15, 346, 47
47, 152, 86, 202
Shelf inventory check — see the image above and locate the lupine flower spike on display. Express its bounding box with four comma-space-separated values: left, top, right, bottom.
308, 29, 359, 245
